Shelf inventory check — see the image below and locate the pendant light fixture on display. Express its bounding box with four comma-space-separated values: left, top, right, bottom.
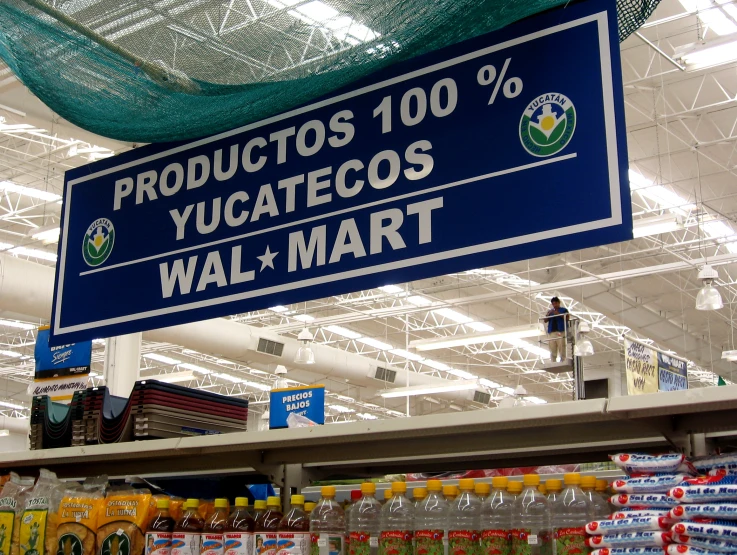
573, 322, 594, 357
695, 264, 724, 311
294, 328, 316, 364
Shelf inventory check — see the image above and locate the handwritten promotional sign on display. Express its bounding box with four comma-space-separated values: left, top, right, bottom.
625, 339, 658, 395
31, 326, 91, 401
269, 385, 325, 429
51, 0, 630, 344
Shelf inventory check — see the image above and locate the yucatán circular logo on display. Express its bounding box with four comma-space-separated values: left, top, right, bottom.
82, 218, 115, 267
519, 93, 576, 157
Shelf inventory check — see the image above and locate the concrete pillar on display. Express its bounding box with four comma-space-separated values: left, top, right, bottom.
104, 333, 141, 397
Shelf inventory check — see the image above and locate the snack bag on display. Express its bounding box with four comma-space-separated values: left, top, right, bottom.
96, 489, 151, 555
56, 480, 106, 555
586, 516, 672, 535
586, 531, 671, 549
591, 549, 667, 555
610, 494, 678, 509
612, 475, 688, 494
19, 469, 64, 555
610, 454, 685, 475
668, 476, 737, 503
0, 474, 34, 555
668, 504, 737, 521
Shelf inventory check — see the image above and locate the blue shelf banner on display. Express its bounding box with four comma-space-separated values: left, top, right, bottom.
269, 385, 325, 429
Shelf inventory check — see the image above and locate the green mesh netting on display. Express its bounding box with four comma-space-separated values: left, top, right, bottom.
0, 0, 659, 143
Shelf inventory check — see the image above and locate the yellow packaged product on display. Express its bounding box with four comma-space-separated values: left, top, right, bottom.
19, 469, 64, 555
168, 499, 184, 524
56, 481, 106, 555
0, 473, 35, 555
96, 489, 151, 555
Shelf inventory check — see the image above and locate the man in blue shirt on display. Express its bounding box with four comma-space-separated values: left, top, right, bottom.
544, 296, 569, 362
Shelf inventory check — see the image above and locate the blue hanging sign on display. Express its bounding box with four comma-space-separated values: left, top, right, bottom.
269, 385, 325, 429
51, 0, 630, 344
657, 352, 688, 392
34, 326, 92, 379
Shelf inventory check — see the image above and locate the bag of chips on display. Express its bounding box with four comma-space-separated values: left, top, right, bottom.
97, 488, 151, 555
0, 473, 34, 555
611, 454, 685, 475
56, 479, 106, 555
18, 469, 65, 555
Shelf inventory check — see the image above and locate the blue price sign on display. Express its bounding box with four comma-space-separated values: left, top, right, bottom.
269, 385, 325, 429
52, 0, 630, 344
34, 327, 91, 379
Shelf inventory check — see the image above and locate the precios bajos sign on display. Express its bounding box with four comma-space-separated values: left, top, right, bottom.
52, 0, 630, 344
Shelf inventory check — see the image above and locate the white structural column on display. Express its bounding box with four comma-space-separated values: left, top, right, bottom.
104, 333, 142, 396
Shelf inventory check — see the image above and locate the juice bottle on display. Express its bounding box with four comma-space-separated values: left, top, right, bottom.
305, 503, 317, 514
580, 477, 609, 520
412, 488, 427, 508
173, 499, 205, 555
475, 484, 490, 502
379, 482, 414, 555
278, 495, 310, 555
254, 501, 268, 529
442, 486, 457, 503
202, 499, 229, 555
310, 486, 345, 555
256, 497, 283, 555
225, 498, 255, 555
146, 498, 175, 555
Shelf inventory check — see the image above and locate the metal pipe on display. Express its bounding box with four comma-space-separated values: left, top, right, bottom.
635, 32, 686, 71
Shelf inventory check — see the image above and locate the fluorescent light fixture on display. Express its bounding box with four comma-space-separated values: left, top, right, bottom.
9, 247, 57, 262
329, 404, 355, 413
0, 430, 9, 437
243, 380, 271, 391
88, 372, 99, 377
422, 359, 450, 371
410, 324, 544, 351
356, 337, 392, 350
28, 226, 61, 244
506, 337, 550, 358
0, 350, 22, 358
524, 396, 548, 404
357, 412, 378, 420
467, 322, 494, 332
679, 0, 737, 35
216, 358, 235, 365
293, 314, 315, 322
156, 370, 194, 384
632, 214, 683, 238
0, 181, 62, 202
703, 220, 737, 253
92, 339, 106, 345
324, 325, 361, 339
628, 170, 695, 216
497, 386, 516, 395
446, 368, 478, 379
179, 363, 211, 375
0, 319, 35, 330
215, 372, 243, 383
379, 285, 403, 294
675, 35, 737, 69
144, 353, 182, 365
380, 379, 479, 398
269, 305, 289, 313
0, 400, 24, 409
479, 378, 501, 388
722, 350, 737, 361
433, 308, 473, 324
407, 295, 432, 307
389, 348, 424, 361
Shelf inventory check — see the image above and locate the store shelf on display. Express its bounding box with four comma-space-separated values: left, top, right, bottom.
0, 397, 675, 478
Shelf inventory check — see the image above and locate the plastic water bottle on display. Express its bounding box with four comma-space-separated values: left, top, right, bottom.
480, 477, 512, 555
545, 481, 562, 504
349, 483, 381, 555
379, 483, 414, 555
580, 477, 609, 520
413, 488, 428, 508
448, 479, 480, 555
512, 474, 552, 555
346, 491, 362, 554
551, 473, 591, 555
507, 482, 522, 500
310, 486, 345, 555
414, 479, 448, 555
475, 484, 490, 503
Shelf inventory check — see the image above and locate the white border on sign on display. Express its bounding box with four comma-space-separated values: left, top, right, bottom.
54, 10, 622, 336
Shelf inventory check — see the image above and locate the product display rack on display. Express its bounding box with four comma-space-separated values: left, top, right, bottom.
2, 386, 737, 504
